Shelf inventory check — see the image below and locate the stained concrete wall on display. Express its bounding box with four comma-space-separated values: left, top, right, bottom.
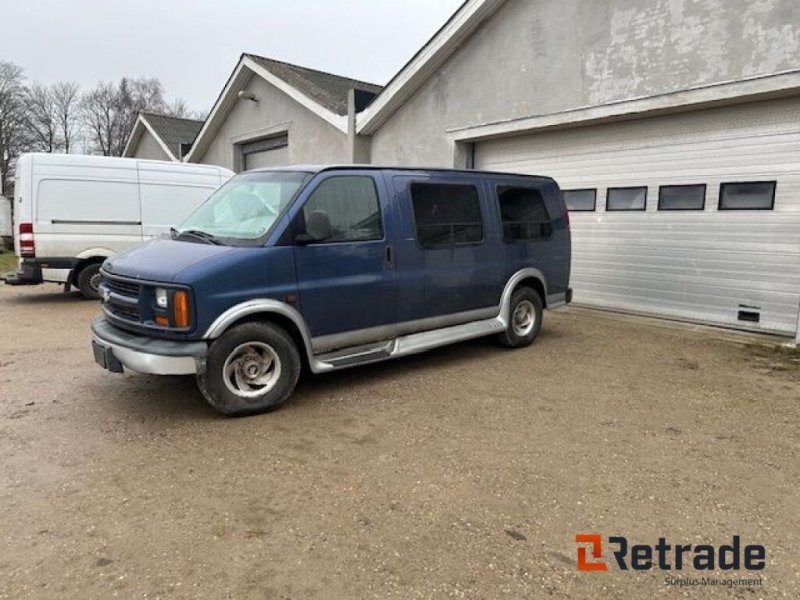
369, 0, 800, 167
132, 129, 172, 162
197, 74, 351, 171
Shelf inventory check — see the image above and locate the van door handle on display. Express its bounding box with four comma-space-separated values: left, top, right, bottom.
385, 245, 394, 269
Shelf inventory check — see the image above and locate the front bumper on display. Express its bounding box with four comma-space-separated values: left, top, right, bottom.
91, 317, 207, 375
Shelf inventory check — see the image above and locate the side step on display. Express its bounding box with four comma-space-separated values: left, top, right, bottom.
310, 317, 506, 373
315, 341, 394, 369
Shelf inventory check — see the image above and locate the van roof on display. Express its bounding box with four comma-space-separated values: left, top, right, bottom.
21, 152, 229, 172
249, 164, 556, 182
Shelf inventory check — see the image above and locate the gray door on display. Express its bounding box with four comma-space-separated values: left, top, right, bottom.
241, 134, 289, 171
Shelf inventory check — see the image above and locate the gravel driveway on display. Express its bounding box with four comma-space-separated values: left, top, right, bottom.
0, 284, 798, 599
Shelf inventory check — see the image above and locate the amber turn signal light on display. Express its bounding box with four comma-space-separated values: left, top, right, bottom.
173, 291, 190, 328
154, 315, 169, 327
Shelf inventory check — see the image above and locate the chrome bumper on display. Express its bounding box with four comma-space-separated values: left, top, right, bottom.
91, 318, 207, 376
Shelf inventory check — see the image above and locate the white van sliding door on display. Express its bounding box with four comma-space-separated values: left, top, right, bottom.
34, 178, 142, 258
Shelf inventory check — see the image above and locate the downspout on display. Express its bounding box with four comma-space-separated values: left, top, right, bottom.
347, 89, 371, 164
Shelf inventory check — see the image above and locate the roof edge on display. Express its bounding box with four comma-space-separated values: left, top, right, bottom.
356, 0, 507, 136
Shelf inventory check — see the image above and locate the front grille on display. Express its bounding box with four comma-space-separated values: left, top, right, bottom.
103, 274, 140, 298
101, 271, 142, 324
108, 303, 140, 321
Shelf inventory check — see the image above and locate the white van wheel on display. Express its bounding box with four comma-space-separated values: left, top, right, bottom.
77, 264, 102, 300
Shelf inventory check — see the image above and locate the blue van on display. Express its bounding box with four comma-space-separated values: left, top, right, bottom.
91, 167, 572, 415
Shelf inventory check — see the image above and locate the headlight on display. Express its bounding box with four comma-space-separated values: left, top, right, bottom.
155, 288, 168, 308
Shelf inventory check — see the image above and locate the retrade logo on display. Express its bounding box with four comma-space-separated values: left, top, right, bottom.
575, 535, 765, 572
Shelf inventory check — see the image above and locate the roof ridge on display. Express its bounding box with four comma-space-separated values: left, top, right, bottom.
243, 53, 383, 90
140, 111, 203, 124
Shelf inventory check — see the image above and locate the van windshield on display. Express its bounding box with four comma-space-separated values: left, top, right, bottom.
174, 170, 311, 245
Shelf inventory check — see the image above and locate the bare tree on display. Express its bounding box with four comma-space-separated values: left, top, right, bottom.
24, 83, 58, 152
0, 60, 26, 190
81, 77, 170, 156
81, 81, 123, 156
52, 82, 80, 154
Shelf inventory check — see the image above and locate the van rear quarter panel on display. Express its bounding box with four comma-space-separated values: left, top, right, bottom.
485, 175, 571, 300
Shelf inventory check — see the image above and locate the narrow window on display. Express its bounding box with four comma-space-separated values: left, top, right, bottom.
658, 184, 706, 210
301, 176, 383, 242
410, 183, 483, 249
719, 182, 776, 210
563, 189, 596, 212
497, 186, 553, 242
607, 187, 647, 211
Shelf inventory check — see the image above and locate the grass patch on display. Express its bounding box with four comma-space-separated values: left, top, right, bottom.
0, 250, 18, 275
747, 342, 800, 373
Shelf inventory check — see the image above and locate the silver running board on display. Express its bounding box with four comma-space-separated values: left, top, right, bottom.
309, 317, 506, 373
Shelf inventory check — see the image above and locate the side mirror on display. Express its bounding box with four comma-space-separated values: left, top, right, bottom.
294, 233, 316, 246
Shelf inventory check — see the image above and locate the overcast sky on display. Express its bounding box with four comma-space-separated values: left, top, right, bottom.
3, 0, 464, 112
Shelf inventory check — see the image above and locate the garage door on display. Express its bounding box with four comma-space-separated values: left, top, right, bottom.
475, 96, 800, 336
242, 134, 289, 171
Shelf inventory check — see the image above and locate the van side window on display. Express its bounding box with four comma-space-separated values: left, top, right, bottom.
302, 176, 383, 243
410, 183, 483, 249
497, 186, 553, 241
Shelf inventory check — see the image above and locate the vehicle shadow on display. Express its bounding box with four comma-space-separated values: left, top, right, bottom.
104, 330, 559, 421
4, 289, 89, 304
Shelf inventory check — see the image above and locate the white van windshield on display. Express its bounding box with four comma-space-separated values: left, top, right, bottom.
174, 171, 310, 245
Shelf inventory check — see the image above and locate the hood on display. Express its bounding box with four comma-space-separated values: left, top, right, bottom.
103, 238, 236, 283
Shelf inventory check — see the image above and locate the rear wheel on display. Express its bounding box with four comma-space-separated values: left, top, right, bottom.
77, 263, 102, 300
497, 287, 543, 348
197, 322, 301, 416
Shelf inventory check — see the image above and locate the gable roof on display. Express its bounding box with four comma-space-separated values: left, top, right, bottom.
245, 54, 383, 116
356, 0, 506, 135
123, 113, 204, 161
185, 54, 384, 163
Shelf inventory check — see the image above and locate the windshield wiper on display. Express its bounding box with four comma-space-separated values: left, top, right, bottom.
170, 227, 224, 245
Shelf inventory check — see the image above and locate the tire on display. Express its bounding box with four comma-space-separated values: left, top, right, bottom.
497, 287, 543, 348
197, 321, 301, 416
77, 263, 102, 300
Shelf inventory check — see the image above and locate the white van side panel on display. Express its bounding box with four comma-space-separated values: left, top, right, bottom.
32, 157, 142, 259
137, 161, 226, 239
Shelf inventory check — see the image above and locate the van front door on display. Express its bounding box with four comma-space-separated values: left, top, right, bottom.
291, 172, 396, 353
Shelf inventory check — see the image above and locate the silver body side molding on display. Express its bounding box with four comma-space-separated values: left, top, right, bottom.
202, 268, 549, 374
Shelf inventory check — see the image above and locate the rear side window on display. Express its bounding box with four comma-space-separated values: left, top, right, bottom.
658, 184, 706, 210
607, 187, 647, 211
410, 183, 483, 249
497, 186, 553, 241
302, 176, 383, 242
563, 189, 596, 212
718, 182, 776, 210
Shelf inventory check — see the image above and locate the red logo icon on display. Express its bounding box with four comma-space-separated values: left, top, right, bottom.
576, 534, 608, 571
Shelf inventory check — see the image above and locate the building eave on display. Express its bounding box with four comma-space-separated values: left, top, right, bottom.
447, 68, 800, 142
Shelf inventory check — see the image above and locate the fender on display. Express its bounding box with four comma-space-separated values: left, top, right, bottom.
498, 268, 548, 327
75, 248, 115, 261
203, 299, 321, 369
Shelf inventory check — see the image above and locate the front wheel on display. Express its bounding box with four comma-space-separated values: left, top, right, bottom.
497, 287, 543, 348
197, 322, 301, 416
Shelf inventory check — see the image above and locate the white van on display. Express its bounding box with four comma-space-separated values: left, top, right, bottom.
5, 153, 233, 299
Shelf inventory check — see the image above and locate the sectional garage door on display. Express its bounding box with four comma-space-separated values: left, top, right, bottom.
242, 134, 289, 171
474, 96, 800, 336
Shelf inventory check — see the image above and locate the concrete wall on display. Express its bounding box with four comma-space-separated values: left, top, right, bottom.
197, 73, 351, 171
369, 0, 800, 167
132, 129, 171, 162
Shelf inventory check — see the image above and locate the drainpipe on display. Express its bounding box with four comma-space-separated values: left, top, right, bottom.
347, 89, 371, 164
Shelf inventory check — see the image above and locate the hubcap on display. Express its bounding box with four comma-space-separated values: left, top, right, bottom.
222, 342, 282, 399
512, 300, 535, 337
89, 272, 102, 292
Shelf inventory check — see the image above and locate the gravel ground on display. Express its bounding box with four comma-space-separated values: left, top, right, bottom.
0, 284, 798, 599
